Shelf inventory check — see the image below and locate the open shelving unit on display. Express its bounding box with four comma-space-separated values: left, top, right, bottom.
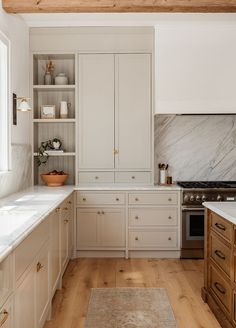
32, 53, 77, 186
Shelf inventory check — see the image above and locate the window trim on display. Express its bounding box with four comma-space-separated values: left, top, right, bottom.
0, 31, 11, 173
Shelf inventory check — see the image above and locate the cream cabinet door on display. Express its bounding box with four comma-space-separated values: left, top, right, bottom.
100, 209, 125, 247
35, 242, 49, 328
76, 209, 99, 248
115, 54, 151, 170
49, 210, 60, 296
79, 54, 115, 169
15, 265, 36, 328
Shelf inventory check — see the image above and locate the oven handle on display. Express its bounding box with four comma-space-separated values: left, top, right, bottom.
182, 207, 204, 211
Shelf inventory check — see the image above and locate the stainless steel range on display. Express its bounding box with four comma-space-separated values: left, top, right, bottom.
177, 181, 236, 259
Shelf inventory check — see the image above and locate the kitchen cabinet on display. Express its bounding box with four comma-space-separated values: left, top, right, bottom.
76, 208, 125, 248
49, 209, 60, 297
78, 53, 152, 183
0, 255, 13, 309
0, 297, 13, 328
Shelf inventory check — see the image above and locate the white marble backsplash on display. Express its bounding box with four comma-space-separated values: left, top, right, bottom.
154, 115, 236, 183
0, 144, 32, 199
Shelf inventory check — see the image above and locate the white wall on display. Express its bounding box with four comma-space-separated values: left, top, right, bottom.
0, 0, 30, 144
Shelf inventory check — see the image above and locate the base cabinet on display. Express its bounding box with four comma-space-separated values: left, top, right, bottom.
0, 297, 13, 328
49, 209, 60, 297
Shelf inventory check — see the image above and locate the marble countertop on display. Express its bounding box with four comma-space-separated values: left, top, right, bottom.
203, 202, 236, 225
0, 186, 74, 263
74, 184, 181, 191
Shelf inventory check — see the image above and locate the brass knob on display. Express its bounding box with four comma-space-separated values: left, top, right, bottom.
68, 201, 72, 204
64, 219, 69, 224
56, 207, 61, 212
132, 176, 135, 179
168, 216, 172, 220
135, 216, 139, 220
82, 198, 86, 201
168, 237, 172, 241
135, 198, 139, 201
135, 237, 139, 241
63, 207, 69, 210
97, 211, 101, 215
168, 198, 172, 202
95, 176, 99, 180
113, 149, 119, 155
0, 309, 9, 326
101, 211, 105, 215
37, 262, 43, 272
116, 198, 120, 201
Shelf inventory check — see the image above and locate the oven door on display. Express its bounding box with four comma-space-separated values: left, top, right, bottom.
182, 207, 204, 249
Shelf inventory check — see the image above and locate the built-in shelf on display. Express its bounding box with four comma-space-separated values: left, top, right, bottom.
33, 85, 76, 91
33, 119, 76, 123
34, 152, 76, 157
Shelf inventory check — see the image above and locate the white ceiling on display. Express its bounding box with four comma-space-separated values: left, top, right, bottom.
19, 13, 236, 27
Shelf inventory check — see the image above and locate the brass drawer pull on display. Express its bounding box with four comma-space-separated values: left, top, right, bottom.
132, 176, 135, 179
135, 216, 139, 220
168, 237, 172, 241
63, 207, 69, 211
135, 237, 139, 241
95, 176, 99, 180
214, 282, 226, 294
97, 211, 101, 215
215, 222, 226, 231
37, 262, 43, 272
135, 198, 139, 201
168, 216, 172, 220
116, 198, 120, 201
101, 211, 105, 215
82, 198, 86, 202
168, 198, 172, 202
56, 207, 61, 212
68, 201, 72, 204
64, 219, 69, 224
214, 250, 226, 260
0, 309, 9, 327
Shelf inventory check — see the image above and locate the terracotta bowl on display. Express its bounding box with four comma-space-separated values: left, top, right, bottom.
40, 174, 68, 187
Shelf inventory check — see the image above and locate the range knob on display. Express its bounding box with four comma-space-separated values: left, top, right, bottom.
202, 195, 207, 202
217, 195, 223, 201
183, 195, 189, 202
190, 195, 195, 202
196, 195, 201, 202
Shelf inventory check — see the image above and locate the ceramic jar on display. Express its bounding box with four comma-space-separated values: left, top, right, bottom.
55, 73, 68, 85
44, 72, 52, 85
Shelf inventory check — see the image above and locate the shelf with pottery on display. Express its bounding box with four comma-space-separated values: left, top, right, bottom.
32, 53, 77, 186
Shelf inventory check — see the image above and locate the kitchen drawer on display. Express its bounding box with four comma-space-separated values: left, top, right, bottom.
209, 263, 231, 315
211, 212, 232, 242
77, 192, 125, 206
14, 217, 49, 282
128, 192, 178, 206
210, 232, 231, 277
0, 255, 13, 308
129, 207, 178, 227
79, 172, 114, 184
115, 172, 151, 184
129, 230, 178, 249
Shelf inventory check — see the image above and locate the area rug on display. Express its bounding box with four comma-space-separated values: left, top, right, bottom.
85, 288, 177, 328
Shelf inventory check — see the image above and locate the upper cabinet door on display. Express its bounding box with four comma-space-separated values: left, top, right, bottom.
115, 54, 151, 170
79, 54, 115, 169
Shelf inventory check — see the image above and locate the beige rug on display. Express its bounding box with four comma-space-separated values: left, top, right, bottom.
85, 288, 177, 328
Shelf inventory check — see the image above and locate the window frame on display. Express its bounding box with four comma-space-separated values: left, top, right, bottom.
0, 31, 11, 173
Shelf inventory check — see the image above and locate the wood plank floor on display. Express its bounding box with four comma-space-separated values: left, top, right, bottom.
44, 258, 221, 328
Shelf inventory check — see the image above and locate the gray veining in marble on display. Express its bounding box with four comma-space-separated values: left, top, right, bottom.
0, 144, 32, 199
154, 115, 236, 183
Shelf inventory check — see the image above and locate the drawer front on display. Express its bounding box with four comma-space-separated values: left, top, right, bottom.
15, 217, 49, 282
79, 172, 114, 184
129, 230, 178, 249
77, 192, 125, 206
129, 192, 178, 206
129, 208, 178, 227
115, 172, 151, 184
210, 233, 231, 277
211, 212, 232, 242
0, 255, 13, 308
209, 263, 231, 314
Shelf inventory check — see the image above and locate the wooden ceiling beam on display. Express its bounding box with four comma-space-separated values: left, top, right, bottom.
2, 0, 236, 13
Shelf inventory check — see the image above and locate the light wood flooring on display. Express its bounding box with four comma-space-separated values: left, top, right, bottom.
44, 258, 221, 328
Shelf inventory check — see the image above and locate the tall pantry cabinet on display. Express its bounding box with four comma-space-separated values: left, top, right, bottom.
78, 53, 152, 184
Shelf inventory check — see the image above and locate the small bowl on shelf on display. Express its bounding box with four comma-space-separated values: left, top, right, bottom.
41, 170, 69, 187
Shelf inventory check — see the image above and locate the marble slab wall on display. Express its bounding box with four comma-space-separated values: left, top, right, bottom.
0, 144, 32, 199
154, 115, 236, 183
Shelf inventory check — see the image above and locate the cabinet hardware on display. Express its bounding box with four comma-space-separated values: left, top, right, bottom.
113, 149, 119, 155
135, 198, 139, 201
56, 207, 61, 212
36, 262, 43, 272
64, 219, 69, 224
0, 309, 9, 327
116, 198, 120, 201
101, 211, 105, 215
168, 216, 172, 220
97, 211, 101, 215
214, 282, 226, 294
63, 207, 69, 210
68, 201, 72, 204
214, 250, 226, 260
131, 176, 135, 179
135, 237, 139, 241
95, 176, 99, 180
135, 216, 139, 220
168, 198, 172, 202
168, 237, 172, 241
215, 223, 226, 231
82, 198, 86, 201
